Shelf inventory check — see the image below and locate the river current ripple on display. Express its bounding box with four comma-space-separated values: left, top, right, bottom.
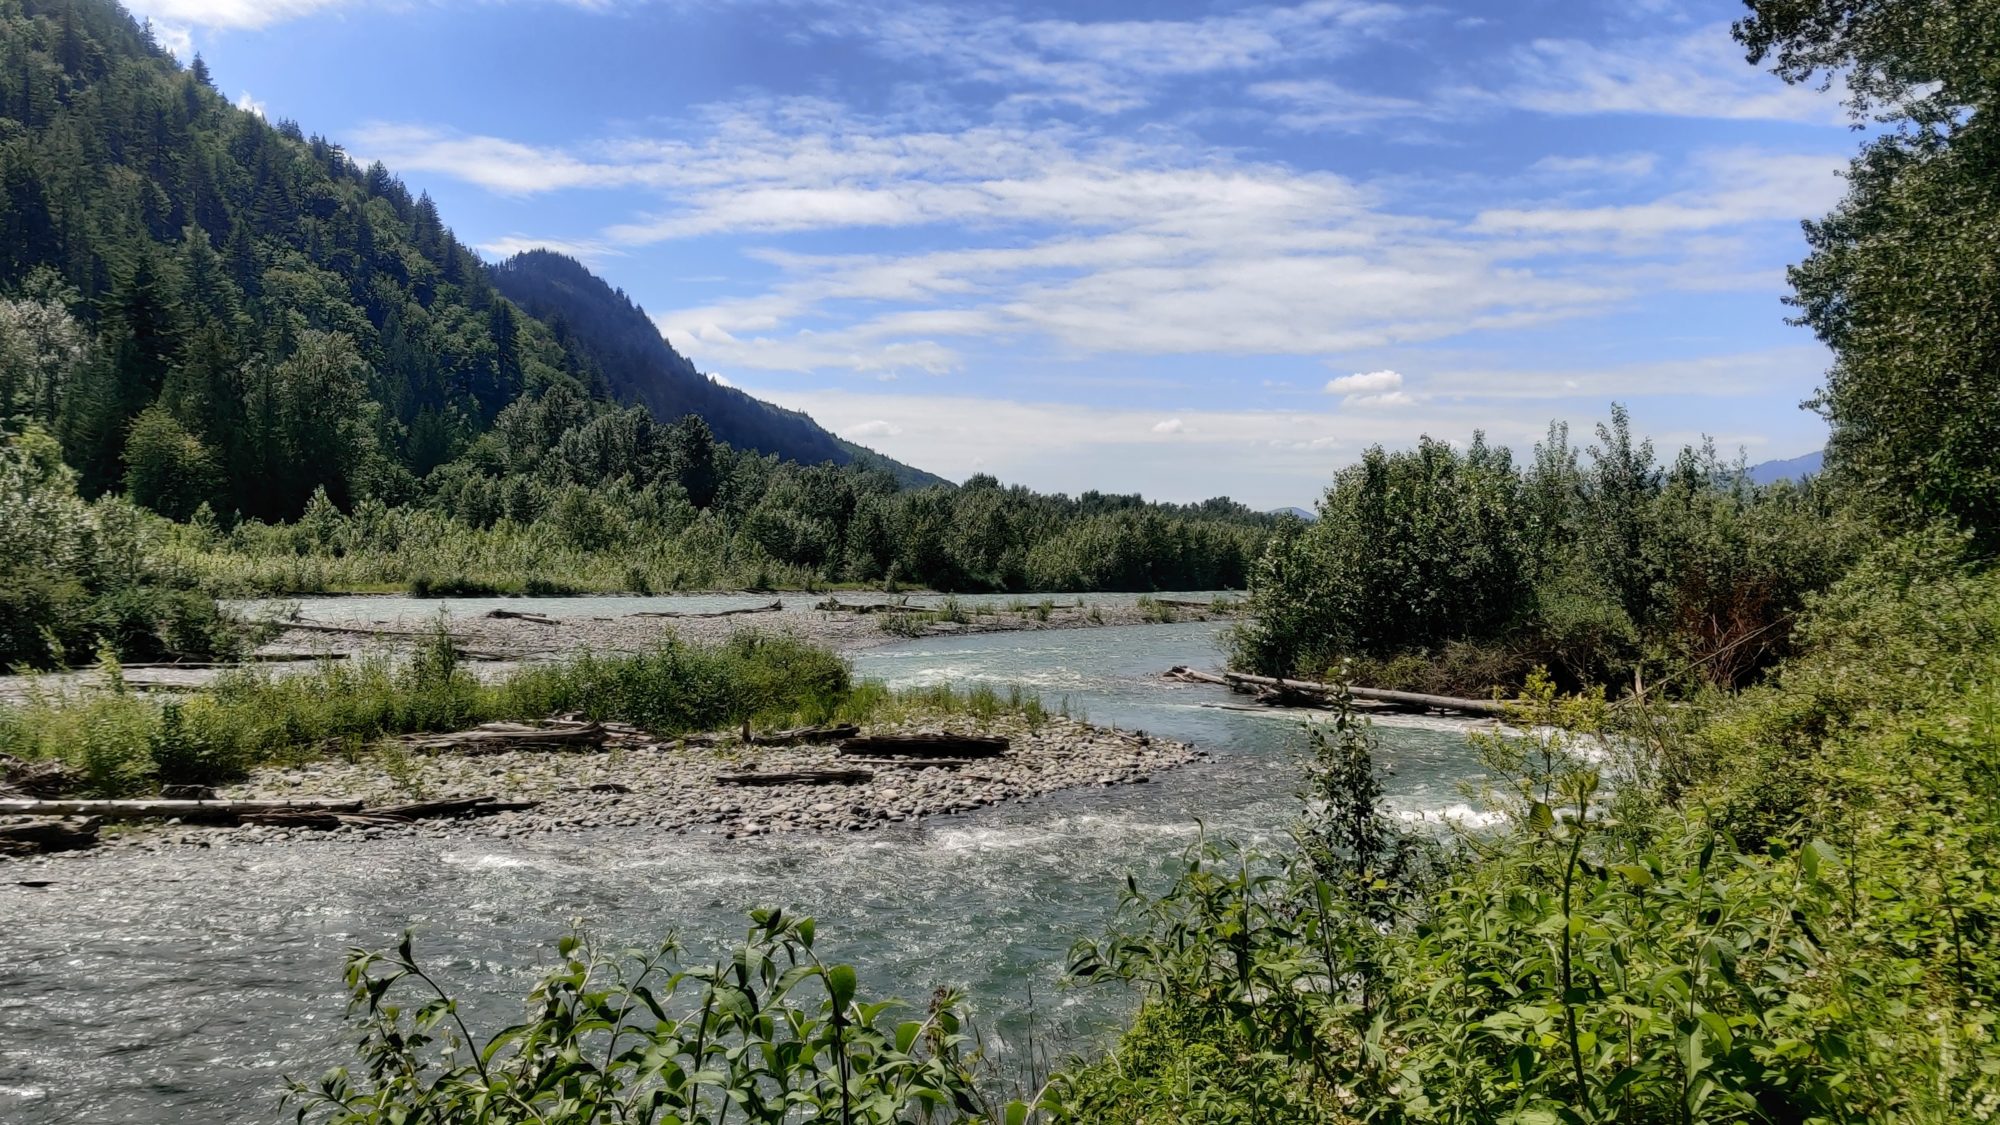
0, 621, 1491, 1123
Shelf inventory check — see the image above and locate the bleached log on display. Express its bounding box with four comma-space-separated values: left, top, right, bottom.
837, 734, 1008, 759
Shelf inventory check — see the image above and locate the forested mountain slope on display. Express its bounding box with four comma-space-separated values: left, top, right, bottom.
0, 0, 933, 518
491, 250, 945, 488
0, 0, 1274, 619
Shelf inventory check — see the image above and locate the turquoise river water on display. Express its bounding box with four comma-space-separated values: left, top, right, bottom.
0, 620, 1494, 1123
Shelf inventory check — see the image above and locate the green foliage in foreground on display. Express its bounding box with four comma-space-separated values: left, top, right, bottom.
1060, 535, 2000, 1123
286, 909, 1002, 1125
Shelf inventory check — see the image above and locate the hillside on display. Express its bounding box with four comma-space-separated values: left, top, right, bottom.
0, 0, 937, 521
490, 251, 944, 488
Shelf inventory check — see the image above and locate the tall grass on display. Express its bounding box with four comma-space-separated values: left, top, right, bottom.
0, 627, 1057, 795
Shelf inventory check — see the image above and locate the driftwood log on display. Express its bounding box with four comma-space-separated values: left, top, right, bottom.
843, 756, 977, 770
1164, 666, 1508, 716
401, 721, 607, 755
837, 734, 1008, 759
0, 798, 364, 820
369, 795, 541, 818
0, 816, 100, 854
279, 621, 471, 640
629, 600, 782, 619
486, 609, 561, 626
718, 769, 875, 787
812, 599, 902, 614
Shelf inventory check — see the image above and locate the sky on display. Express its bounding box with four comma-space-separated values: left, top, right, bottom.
132, 0, 1859, 507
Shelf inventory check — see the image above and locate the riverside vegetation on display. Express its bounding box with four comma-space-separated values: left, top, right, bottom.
4, 0, 1998, 1121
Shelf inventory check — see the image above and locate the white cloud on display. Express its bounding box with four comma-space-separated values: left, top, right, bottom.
151, 21, 194, 59
475, 234, 622, 264
1249, 79, 1456, 133
1345, 390, 1414, 408
1323, 369, 1403, 394
813, 0, 1410, 111
1152, 418, 1185, 434
1529, 152, 1658, 178
127, 0, 351, 31
347, 124, 638, 196
737, 362, 1825, 506
1471, 149, 1846, 239
1497, 23, 1848, 125
234, 90, 267, 118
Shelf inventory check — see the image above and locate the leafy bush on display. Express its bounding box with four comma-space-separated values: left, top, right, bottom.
0, 425, 241, 668
1234, 412, 1862, 694
287, 909, 1001, 1125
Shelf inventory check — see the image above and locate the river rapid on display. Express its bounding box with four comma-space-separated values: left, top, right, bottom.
0, 620, 1494, 1124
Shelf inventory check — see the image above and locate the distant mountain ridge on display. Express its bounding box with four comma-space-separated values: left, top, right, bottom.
490, 251, 947, 488
1747, 450, 1825, 485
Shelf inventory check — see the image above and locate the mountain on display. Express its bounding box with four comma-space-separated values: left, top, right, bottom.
490, 251, 944, 488
1269, 505, 1318, 521
0, 0, 941, 521
1747, 450, 1825, 485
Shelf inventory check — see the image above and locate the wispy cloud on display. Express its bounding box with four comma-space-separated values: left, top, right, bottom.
128, 0, 354, 31
1471, 149, 1846, 238
810, 0, 1411, 111
1495, 23, 1848, 125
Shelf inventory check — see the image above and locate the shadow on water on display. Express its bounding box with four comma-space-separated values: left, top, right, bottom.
0, 620, 1491, 1123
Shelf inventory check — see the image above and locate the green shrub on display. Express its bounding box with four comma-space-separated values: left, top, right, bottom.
287, 910, 1002, 1125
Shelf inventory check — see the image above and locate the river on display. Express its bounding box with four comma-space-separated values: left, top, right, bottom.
0, 620, 1493, 1123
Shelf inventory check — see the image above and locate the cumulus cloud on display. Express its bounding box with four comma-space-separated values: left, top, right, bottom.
234, 91, 267, 118
1324, 369, 1403, 395
1152, 418, 1185, 434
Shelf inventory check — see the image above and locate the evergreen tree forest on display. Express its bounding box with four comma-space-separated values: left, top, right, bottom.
0, 0, 1272, 666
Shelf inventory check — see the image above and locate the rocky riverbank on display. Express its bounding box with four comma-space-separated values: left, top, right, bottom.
259, 595, 1222, 662
8, 714, 1200, 859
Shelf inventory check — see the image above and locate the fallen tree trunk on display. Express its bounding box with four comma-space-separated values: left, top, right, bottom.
629, 600, 783, 619
1164, 666, 1509, 716
0, 816, 100, 854
837, 734, 1008, 759
751, 723, 860, 746
367, 795, 540, 818
279, 621, 470, 640
718, 769, 875, 787
401, 721, 607, 755
842, 756, 976, 770
0, 798, 363, 820
486, 609, 561, 626
813, 599, 902, 614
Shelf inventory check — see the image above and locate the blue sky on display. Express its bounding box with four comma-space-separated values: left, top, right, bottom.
136, 0, 1856, 507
